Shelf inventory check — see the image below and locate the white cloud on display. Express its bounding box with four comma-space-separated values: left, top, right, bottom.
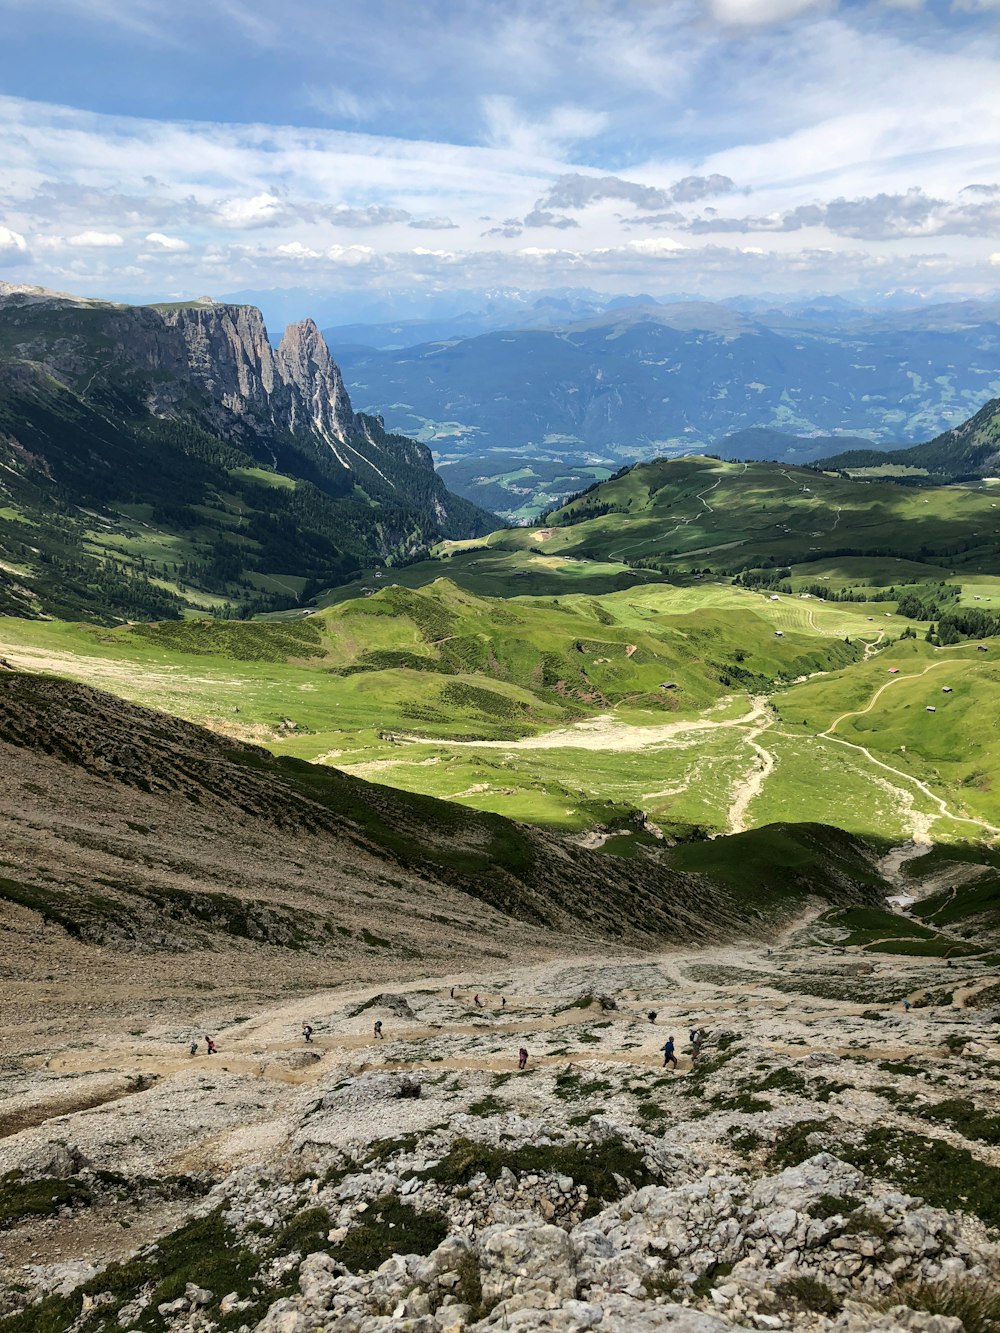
480, 95, 607, 160
626, 237, 687, 256
705, 0, 834, 24
0, 225, 29, 262
66, 230, 124, 247
214, 193, 292, 228
328, 204, 410, 227
145, 231, 188, 250
325, 244, 375, 265
276, 241, 321, 260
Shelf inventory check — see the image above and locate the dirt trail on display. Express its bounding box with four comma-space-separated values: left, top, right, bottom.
5, 921, 996, 1191
726, 711, 777, 834
822, 731, 1000, 839
393, 696, 772, 754
824, 658, 965, 733
822, 659, 1000, 841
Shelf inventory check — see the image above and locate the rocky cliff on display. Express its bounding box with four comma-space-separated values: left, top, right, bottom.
0, 285, 493, 620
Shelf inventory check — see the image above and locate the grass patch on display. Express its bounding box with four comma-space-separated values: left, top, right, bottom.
0, 1173, 92, 1229
775, 1275, 842, 1316
552, 1072, 614, 1102
466, 1095, 509, 1118
841, 1127, 1000, 1228
271, 1205, 331, 1254
867, 1278, 1000, 1333
917, 1097, 1000, 1146
415, 1135, 656, 1212
330, 1196, 447, 1273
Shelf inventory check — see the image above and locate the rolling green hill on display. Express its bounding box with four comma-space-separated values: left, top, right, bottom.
2, 571, 996, 848
527, 454, 1000, 583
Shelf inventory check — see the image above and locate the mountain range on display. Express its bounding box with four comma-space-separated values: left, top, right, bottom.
0, 284, 492, 622
332, 298, 1000, 516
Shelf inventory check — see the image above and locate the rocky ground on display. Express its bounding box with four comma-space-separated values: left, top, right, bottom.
0, 923, 998, 1333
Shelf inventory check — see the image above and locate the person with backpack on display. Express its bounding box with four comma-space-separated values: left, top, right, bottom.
374, 1020, 384, 1040
662, 1036, 677, 1069
518, 1047, 528, 1070
302, 1022, 313, 1043
205, 1036, 218, 1055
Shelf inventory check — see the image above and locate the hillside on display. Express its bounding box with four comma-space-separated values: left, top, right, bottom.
529, 454, 1000, 580
0, 285, 493, 622
817, 398, 1000, 480
0, 669, 889, 1029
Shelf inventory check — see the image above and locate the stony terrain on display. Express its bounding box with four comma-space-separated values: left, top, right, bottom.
1, 928, 997, 1333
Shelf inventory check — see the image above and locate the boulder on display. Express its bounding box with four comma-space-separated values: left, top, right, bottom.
479, 1221, 576, 1307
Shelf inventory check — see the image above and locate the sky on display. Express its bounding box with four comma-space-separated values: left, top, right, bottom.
1, 0, 999, 321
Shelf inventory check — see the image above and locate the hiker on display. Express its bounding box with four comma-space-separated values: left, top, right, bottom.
662, 1036, 677, 1069
302, 1023, 313, 1043
474, 993, 483, 1006
205, 1036, 217, 1055
647, 1010, 658, 1024
189, 1040, 198, 1057
689, 1027, 702, 1062
903, 998, 911, 1013
518, 1047, 528, 1070
374, 1020, 384, 1040
450, 986, 455, 999
501, 996, 506, 1009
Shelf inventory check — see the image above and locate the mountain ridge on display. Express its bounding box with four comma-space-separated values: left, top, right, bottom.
0, 285, 494, 621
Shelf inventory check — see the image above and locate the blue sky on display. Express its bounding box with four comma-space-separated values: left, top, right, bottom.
1, 0, 999, 319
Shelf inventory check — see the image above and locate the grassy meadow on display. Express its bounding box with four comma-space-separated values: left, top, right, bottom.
1, 570, 997, 846
2, 455, 998, 851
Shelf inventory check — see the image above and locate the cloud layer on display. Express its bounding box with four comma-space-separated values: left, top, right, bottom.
0, 0, 998, 311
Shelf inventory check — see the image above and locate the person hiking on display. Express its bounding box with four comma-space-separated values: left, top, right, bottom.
373, 1020, 384, 1040
205, 1036, 217, 1055
189, 1040, 198, 1057
903, 998, 911, 1013
474, 994, 483, 1006
501, 996, 506, 1009
518, 1047, 528, 1070
662, 1036, 677, 1070
302, 1023, 313, 1043
450, 986, 455, 999
647, 1010, 658, 1024
689, 1027, 702, 1062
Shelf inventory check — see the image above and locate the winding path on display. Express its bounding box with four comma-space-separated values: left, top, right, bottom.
820, 658, 1000, 840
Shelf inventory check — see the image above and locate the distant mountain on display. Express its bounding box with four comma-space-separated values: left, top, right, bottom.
817, 398, 1000, 479
711, 427, 898, 467
0, 284, 493, 622
333, 303, 1000, 487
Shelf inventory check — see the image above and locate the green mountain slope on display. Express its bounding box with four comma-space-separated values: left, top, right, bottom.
525, 455, 1000, 580
817, 398, 1000, 479
0, 286, 494, 622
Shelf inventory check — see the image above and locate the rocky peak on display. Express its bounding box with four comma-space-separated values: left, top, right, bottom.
275, 318, 354, 447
